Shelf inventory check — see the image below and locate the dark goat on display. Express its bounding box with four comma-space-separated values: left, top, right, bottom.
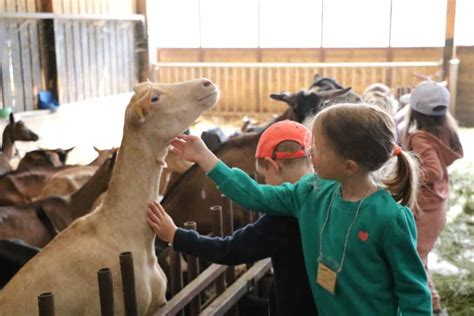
0, 240, 40, 288
309, 74, 362, 105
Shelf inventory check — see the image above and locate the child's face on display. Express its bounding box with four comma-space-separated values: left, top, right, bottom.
311, 124, 346, 181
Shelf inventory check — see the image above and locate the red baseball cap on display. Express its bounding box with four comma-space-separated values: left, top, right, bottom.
255, 120, 312, 159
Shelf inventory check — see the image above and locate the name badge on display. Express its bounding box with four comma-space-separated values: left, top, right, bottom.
317, 261, 337, 295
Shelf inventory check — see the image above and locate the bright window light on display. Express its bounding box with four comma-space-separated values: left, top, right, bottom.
148, 0, 200, 48
455, 0, 474, 45
390, 0, 447, 47
322, 0, 391, 48
259, 0, 322, 48
200, 0, 259, 48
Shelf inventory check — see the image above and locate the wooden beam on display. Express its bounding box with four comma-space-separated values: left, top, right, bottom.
135, 0, 149, 82
0, 12, 144, 21
155, 264, 227, 316
200, 259, 272, 316
442, 0, 456, 79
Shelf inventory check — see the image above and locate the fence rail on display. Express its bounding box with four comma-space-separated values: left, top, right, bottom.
152, 61, 442, 114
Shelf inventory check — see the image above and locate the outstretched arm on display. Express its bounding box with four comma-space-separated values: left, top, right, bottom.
170, 134, 309, 217
147, 201, 281, 265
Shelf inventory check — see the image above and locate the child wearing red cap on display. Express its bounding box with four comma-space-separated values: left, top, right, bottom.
148, 120, 317, 315
166, 104, 432, 315
402, 81, 463, 315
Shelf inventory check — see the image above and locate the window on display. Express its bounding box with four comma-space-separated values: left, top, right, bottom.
390, 0, 447, 47
322, 0, 391, 48
200, 0, 259, 48
148, 0, 200, 48
455, 0, 474, 45
259, 0, 322, 48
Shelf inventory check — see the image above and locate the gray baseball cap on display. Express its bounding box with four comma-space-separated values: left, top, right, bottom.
409, 81, 450, 116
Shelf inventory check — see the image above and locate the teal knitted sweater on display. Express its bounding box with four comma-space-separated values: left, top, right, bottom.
208, 161, 431, 315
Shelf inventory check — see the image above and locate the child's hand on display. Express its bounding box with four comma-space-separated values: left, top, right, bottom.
170, 134, 219, 172
147, 201, 177, 243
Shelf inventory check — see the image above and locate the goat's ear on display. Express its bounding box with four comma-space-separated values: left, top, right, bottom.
9, 112, 15, 124
313, 73, 321, 81
270, 92, 294, 106
132, 88, 153, 122
65, 146, 75, 154
319, 87, 352, 100
93, 146, 100, 153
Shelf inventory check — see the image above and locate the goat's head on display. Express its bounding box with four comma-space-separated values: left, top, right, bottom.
270, 88, 352, 123
5, 113, 39, 142
125, 79, 219, 142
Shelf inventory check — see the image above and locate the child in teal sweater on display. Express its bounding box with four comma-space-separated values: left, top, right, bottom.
170, 104, 431, 315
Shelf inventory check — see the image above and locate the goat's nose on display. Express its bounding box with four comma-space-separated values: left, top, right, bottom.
202, 79, 213, 88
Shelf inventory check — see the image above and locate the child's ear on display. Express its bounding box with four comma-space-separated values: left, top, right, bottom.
264, 157, 280, 173
344, 160, 359, 176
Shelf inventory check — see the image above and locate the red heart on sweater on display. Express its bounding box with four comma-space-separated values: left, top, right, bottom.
358, 231, 369, 241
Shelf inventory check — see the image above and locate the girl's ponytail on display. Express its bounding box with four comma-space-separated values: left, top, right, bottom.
383, 146, 419, 210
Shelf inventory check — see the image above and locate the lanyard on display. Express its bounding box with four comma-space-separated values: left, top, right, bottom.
318, 185, 366, 274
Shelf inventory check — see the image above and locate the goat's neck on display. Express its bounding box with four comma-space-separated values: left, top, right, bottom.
99, 130, 167, 243
1, 126, 14, 159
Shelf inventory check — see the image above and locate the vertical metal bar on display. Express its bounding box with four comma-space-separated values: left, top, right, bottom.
119, 252, 138, 316
98, 268, 114, 316
38, 292, 55, 316
169, 248, 183, 296
210, 205, 225, 294
184, 221, 201, 316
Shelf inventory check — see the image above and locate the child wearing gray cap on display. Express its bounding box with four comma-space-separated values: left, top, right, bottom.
402, 81, 464, 316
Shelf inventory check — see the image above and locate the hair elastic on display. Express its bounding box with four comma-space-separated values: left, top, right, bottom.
393, 145, 402, 157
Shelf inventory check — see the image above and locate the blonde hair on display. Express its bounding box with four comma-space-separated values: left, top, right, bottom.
314, 103, 419, 208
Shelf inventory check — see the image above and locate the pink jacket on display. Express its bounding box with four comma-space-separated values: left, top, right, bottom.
407, 130, 463, 212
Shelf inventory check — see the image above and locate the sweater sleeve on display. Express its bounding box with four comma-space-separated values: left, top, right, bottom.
409, 134, 444, 185
172, 215, 285, 265
207, 160, 311, 217
383, 207, 432, 315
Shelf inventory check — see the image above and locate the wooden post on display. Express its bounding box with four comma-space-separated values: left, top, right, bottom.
135, 0, 149, 82
184, 221, 201, 316
211, 205, 226, 294
37, 0, 58, 102
442, 0, 457, 80
448, 58, 460, 115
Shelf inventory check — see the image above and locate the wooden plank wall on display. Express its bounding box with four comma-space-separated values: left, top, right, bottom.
456, 46, 474, 126
0, 0, 43, 112
157, 48, 444, 63
51, 0, 136, 103
154, 62, 441, 115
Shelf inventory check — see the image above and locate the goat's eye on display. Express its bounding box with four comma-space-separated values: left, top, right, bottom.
151, 94, 160, 103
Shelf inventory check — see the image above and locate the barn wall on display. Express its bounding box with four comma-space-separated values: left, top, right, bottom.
456, 46, 474, 127
157, 48, 443, 63
0, 0, 139, 112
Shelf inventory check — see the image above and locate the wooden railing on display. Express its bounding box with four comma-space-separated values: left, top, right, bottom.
152, 61, 442, 115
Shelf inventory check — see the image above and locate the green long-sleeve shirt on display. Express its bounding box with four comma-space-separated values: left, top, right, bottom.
208, 161, 431, 316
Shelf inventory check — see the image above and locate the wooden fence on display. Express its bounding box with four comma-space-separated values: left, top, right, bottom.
0, 4, 141, 112
152, 61, 442, 115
